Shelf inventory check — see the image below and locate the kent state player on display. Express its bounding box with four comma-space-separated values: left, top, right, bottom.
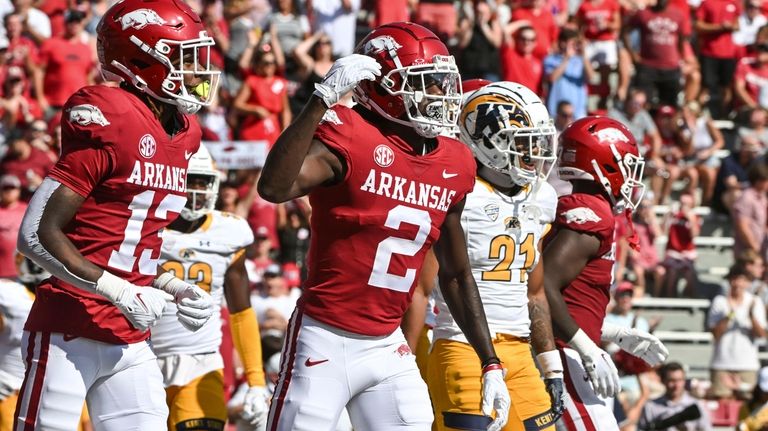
13, 0, 221, 429
152, 145, 270, 430
542, 117, 669, 431
405, 81, 567, 431
257, 22, 511, 431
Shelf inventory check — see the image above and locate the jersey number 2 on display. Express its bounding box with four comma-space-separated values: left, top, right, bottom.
368, 205, 432, 293
107, 190, 187, 275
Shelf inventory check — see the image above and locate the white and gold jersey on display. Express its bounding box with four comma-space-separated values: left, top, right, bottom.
433, 179, 557, 342
151, 211, 254, 357
0, 279, 33, 385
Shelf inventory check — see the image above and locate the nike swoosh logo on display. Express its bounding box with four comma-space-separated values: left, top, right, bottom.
185, 151, 194, 160
442, 169, 458, 179
305, 358, 329, 367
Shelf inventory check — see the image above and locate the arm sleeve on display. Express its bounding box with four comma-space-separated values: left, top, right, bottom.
229, 308, 266, 387
17, 178, 98, 292
753, 296, 767, 329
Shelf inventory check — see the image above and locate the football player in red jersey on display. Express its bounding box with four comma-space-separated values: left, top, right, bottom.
542, 117, 669, 431
258, 22, 511, 431
13, 0, 220, 429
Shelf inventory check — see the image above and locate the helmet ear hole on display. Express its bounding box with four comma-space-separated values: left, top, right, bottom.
603, 163, 618, 173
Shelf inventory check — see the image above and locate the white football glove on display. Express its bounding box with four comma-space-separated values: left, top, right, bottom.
313, 54, 381, 107
601, 323, 669, 367
569, 329, 621, 398
241, 385, 270, 427
481, 366, 510, 431
96, 272, 173, 332
154, 272, 215, 331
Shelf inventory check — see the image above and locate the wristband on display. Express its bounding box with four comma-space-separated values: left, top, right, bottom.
568, 328, 597, 356
536, 350, 564, 379
481, 356, 501, 369
482, 363, 503, 374
95, 271, 130, 303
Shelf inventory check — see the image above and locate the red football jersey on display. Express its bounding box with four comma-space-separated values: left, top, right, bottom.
25, 85, 200, 344
547, 193, 615, 346
299, 106, 476, 336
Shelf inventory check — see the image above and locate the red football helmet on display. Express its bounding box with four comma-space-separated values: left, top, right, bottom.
461, 78, 491, 104
558, 116, 646, 210
353, 22, 462, 138
97, 0, 220, 114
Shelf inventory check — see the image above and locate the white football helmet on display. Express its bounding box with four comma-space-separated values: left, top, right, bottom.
181, 144, 220, 221
459, 81, 556, 187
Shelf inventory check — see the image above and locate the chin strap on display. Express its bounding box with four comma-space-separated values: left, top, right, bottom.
623, 209, 640, 251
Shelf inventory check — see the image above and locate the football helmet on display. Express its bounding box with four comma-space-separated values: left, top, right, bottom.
558, 116, 646, 211
181, 144, 220, 221
462, 78, 491, 104
16, 253, 50, 287
97, 0, 220, 114
459, 81, 557, 187
353, 22, 462, 138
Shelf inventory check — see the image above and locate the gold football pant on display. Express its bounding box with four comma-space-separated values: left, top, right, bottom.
165, 369, 226, 431
427, 335, 555, 431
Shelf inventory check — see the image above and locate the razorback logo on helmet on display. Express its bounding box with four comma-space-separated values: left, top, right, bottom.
363, 35, 401, 55
595, 127, 630, 144
562, 207, 601, 224
68, 104, 110, 127
119, 8, 167, 30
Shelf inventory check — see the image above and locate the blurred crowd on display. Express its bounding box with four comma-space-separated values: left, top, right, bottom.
6, 0, 768, 429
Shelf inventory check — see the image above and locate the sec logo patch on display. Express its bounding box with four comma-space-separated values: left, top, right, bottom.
373, 144, 394, 168
139, 134, 156, 159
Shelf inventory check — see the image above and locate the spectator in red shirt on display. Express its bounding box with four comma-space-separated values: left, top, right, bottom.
660, 192, 700, 297
233, 48, 291, 146
414, 0, 457, 41
696, 0, 743, 118
500, 23, 543, 93
34, 9, 96, 115
0, 136, 55, 201
734, 41, 768, 109
577, 0, 621, 108
511, 0, 558, 59
4, 12, 40, 75
623, 0, 688, 106
0, 174, 26, 279
0, 66, 42, 131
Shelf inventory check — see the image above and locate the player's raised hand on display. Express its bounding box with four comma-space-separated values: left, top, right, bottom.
313, 54, 381, 107
96, 271, 173, 332
569, 329, 620, 398
481, 364, 510, 431
601, 323, 669, 367
153, 272, 215, 331
241, 385, 270, 427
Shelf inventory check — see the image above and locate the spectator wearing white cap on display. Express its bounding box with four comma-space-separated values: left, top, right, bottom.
0, 174, 25, 279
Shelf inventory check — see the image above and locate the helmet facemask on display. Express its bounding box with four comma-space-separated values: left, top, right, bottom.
372, 53, 462, 138
180, 172, 219, 221
109, 30, 221, 114
592, 144, 646, 212
493, 123, 557, 186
